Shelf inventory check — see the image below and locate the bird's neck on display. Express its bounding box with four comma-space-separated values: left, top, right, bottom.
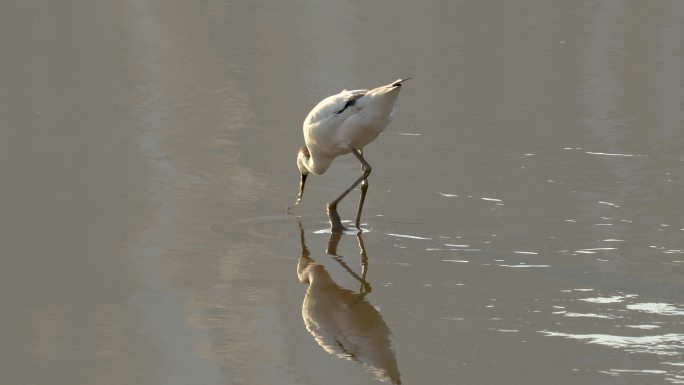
304, 154, 333, 176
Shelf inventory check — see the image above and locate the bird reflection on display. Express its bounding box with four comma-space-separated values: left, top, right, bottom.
296, 222, 401, 384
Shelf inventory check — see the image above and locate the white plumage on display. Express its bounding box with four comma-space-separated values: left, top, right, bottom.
290, 79, 409, 232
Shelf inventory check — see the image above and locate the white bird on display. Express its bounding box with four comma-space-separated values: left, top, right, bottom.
289, 78, 409, 232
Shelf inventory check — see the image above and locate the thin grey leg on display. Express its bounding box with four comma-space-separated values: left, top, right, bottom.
327, 148, 371, 233
354, 178, 368, 230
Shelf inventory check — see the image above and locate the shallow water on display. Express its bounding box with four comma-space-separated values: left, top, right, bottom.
4, 1, 684, 384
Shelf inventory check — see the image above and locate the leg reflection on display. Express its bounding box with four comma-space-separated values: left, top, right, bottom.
326, 230, 371, 296
296, 221, 400, 385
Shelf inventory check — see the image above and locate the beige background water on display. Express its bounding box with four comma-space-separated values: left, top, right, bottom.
3, 1, 684, 384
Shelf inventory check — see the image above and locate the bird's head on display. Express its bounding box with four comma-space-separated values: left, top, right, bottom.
290, 145, 310, 208
296, 145, 311, 177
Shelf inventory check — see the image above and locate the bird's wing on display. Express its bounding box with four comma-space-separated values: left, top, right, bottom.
304, 89, 368, 127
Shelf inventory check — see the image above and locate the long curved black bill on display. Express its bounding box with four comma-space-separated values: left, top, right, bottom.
287, 173, 308, 213
297, 173, 307, 204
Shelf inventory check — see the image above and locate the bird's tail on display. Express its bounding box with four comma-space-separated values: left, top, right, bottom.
391, 78, 411, 87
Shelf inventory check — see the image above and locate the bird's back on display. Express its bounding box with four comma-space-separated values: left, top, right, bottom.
304, 85, 402, 153
300, 80, 406, 175
303, 89, 368, 130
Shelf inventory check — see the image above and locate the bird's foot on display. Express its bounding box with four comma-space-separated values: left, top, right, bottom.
286, 199, 302, 214
330, 221, 347, 233
327, 203, 347, 233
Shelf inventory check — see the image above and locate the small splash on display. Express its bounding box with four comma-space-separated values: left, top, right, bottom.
497, 264, 550, 268
442, 259, 469, 263
626, 303, 684, 316
585, 151, 641, 157
396, 132, 421, 136
481, 197, 503, 203
562, 312, 617, 319
539, 331, 684, 356
599, 200, 621, 207
313, 227, 371, 235
579, 294, 637, 303
514, 251, 539, 255
438, 192, 458, 197
601, 369, 668, 376
386, 233, 431, 240
625, 325, 661, 330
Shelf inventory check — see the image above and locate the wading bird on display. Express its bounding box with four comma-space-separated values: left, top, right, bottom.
289, 78, 409, 232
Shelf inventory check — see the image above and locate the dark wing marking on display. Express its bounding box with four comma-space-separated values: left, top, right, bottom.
335, 93, 364, 114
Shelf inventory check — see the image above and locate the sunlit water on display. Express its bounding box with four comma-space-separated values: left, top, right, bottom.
4, 1, 683, 384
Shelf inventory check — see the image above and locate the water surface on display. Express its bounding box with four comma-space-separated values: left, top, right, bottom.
4, 1, 684, 384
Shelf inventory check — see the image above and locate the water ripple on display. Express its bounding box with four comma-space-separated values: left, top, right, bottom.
539, 331, 684, 356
